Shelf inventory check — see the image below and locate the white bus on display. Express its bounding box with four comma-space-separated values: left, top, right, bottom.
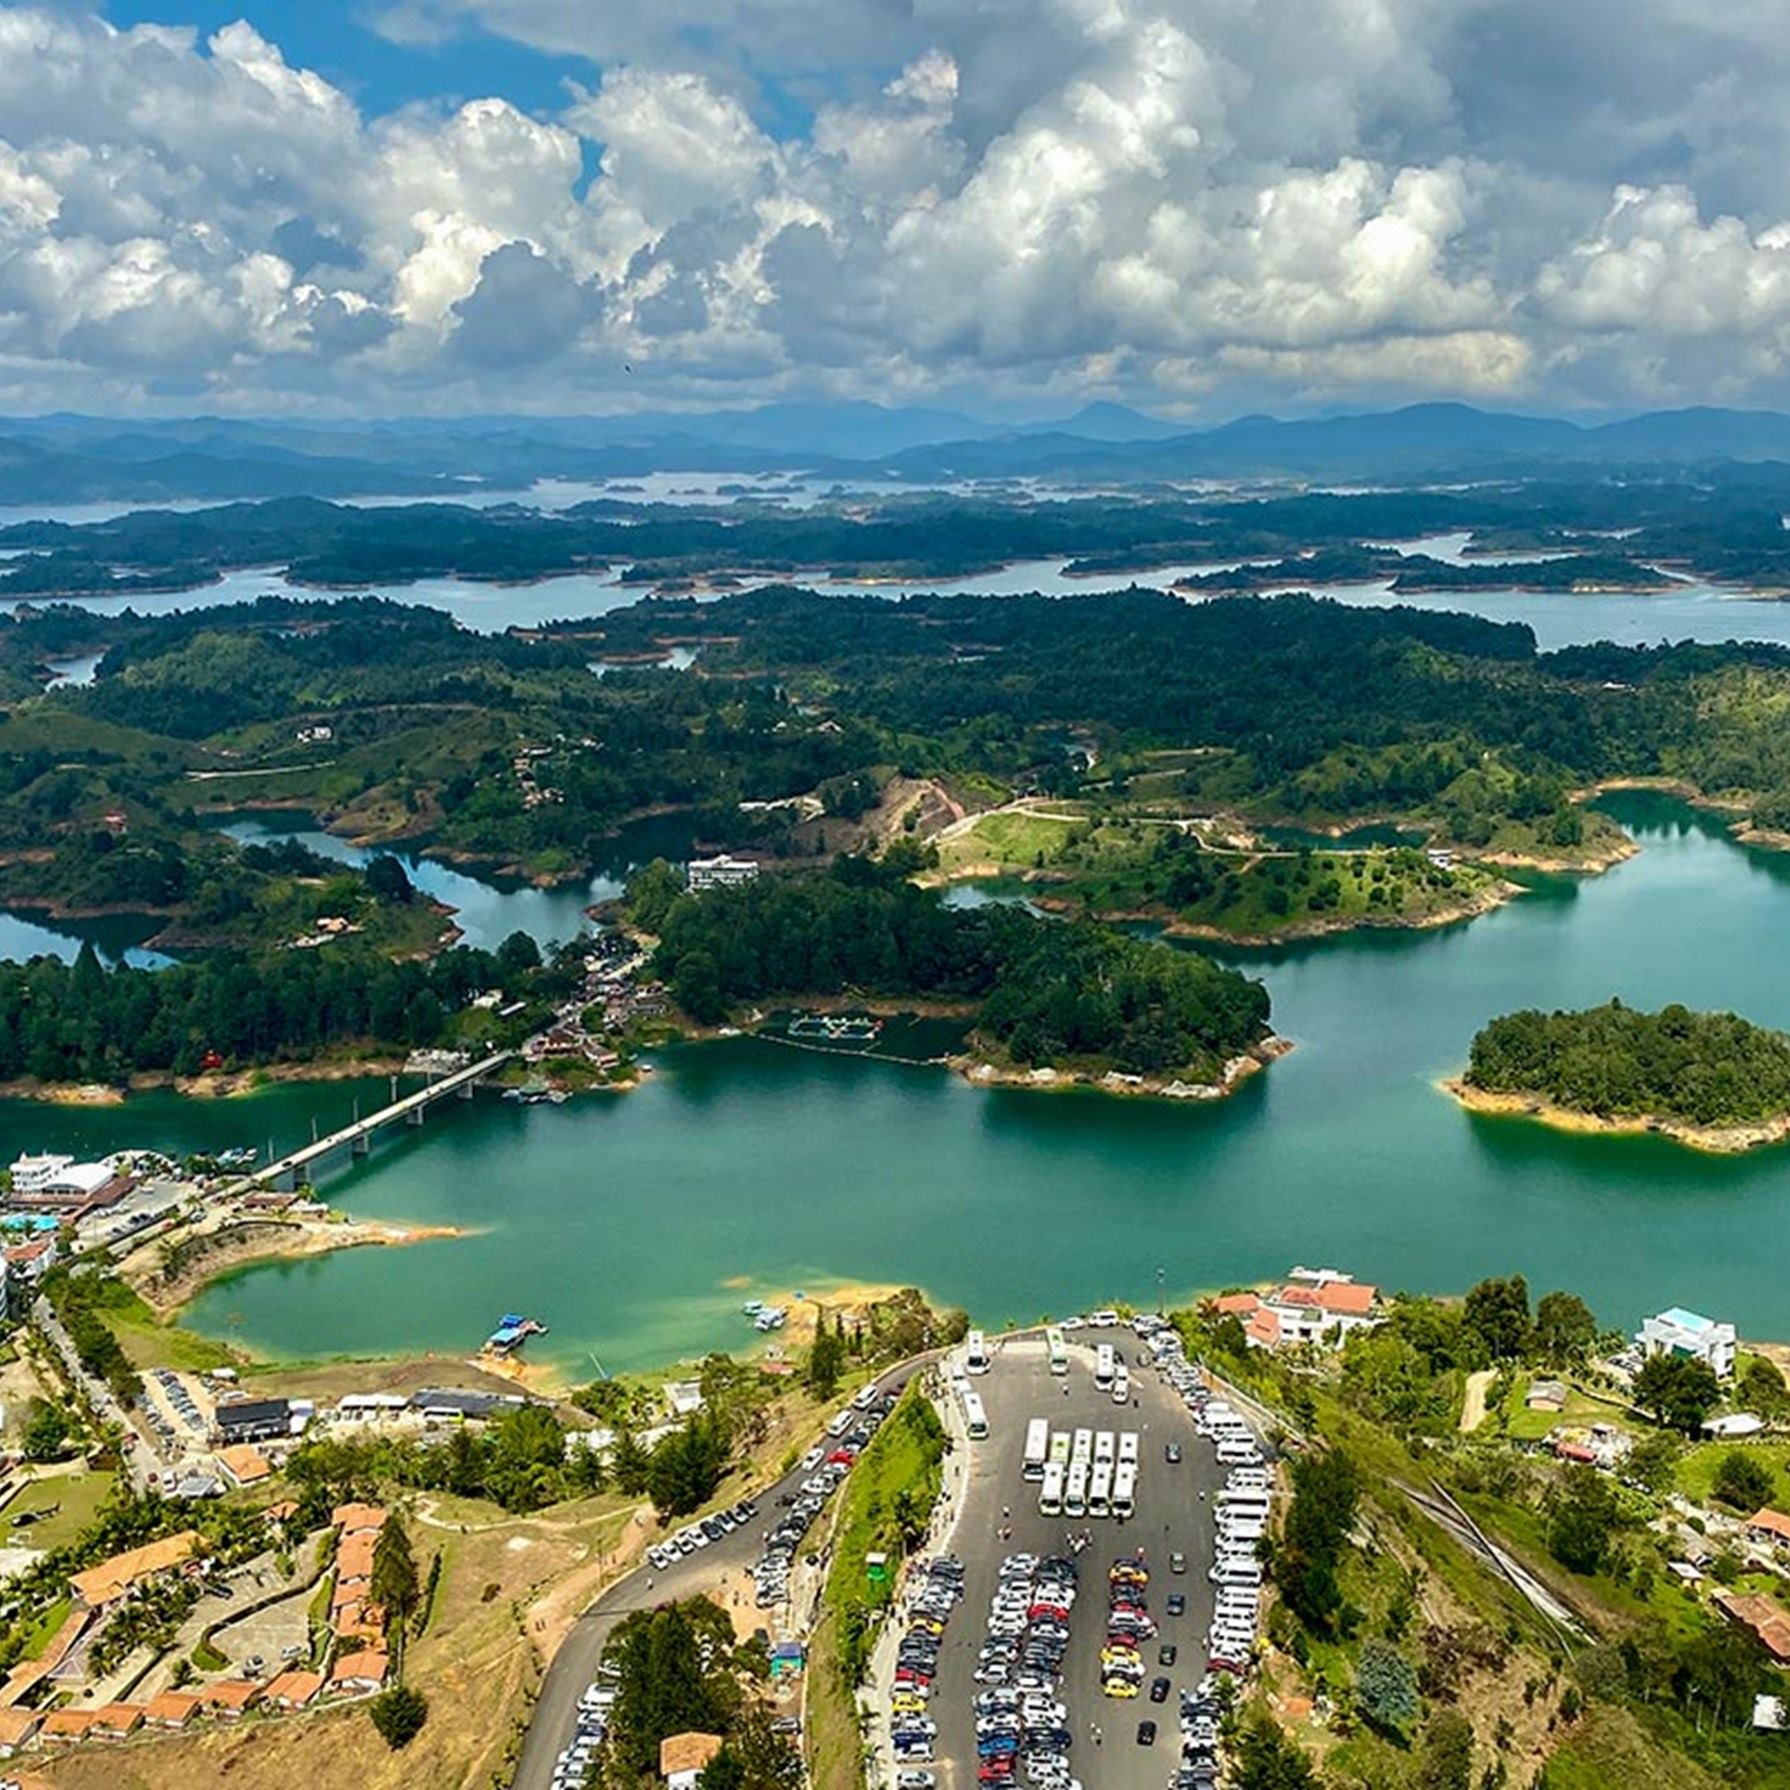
1039, 1461, 1065, 1517
1070, 1427, 1093, 1469
1095, 1430, 1117, 1466
1112, 1461, 1137, 1519
965, 1331, 990, 1375
1094, 1343, 1116, 1388
1118, 1430, 1140, 1467
1049, 1431, 1072, 1470
962, 1391, 988, 1440
1064, 1461, 1089, 1519
1046, 1326, 1069, 1376
1089, 1462, 1113, 1519
1023, 1418, 1051, 1482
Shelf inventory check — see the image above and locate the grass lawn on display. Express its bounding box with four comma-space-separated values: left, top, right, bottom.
1541, 1705, 1720, 1790
16, 1594, 69, 1662
3, 1468, 114, 1552
934, 809, 1081, 876
104, 1289, 240, 1374
1497, 1372, 1633, 1442
1674, 1441, 1790, 1508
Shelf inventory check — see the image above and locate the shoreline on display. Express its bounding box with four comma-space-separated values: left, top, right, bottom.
0, 1056, 411, 1104
957, 1033, 1293, 1101
1442, 1077, 1790, 1154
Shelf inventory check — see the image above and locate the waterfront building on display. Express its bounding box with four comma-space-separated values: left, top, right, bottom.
1212, 1267, 1381, 1350
1638, 1306, 1737, 1379
686, 853, 760, 892
5, 1153, 131, 1213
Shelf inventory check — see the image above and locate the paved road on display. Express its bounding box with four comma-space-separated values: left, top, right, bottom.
515, 1361, 926, 1790
924, 1333, 1222, 1790
32, 1297, 155, 1492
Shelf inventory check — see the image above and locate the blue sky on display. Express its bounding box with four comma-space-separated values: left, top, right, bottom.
3, 2, 1790, 419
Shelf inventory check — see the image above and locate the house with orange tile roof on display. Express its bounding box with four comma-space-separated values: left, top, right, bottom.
1209, 1268, 1381, 1351
337, 1529, 379, 1585
1748, 1509, 1790, 1552
332, 1502, 387, 1536
90, 1702, 144, 1740
0, 1708, 41, 1753
328, 1649, 389, 1696
40, 1708, 101, 1743
69, 1531, 203, 1608
142, 1690, 201, 1729
264, 1669, 325, 1710
1716, 1591, 1790, 1662
216, 1444, 272, 1488
660, 1731, 724, 1789
199, 1679, 262, 1718
262, 1499, 300, 1525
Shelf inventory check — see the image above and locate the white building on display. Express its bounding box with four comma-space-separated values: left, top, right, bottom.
686, 854, 759, 893
1638, 1306, 1737, 1379
7, 1154, 116, 1200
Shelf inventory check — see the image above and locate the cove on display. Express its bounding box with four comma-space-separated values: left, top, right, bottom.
120, 789, 1790, 1377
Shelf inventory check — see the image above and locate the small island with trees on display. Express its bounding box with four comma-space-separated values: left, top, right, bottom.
1448, 998, 1790, 1151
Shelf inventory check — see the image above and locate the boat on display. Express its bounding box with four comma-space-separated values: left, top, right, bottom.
741, 1300, 766, 1316
787, 1011, 883, 1044
754, 1307, 787, 1332
484, 1312, 549, 1354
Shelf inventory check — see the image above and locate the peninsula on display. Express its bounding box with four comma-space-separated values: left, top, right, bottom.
1449, 999, 1790, 1151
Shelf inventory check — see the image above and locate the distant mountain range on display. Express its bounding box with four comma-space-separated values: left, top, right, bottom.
10, 400, 1790, 505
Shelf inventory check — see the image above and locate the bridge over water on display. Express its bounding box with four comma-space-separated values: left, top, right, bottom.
250, 1049, 514, 1189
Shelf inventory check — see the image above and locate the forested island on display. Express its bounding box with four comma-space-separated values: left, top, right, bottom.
1451, 999, 1790, 1150
629, 853, 1277, 1094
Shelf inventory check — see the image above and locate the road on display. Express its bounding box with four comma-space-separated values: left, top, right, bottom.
514, 1360, 927, 1790
923, 1333, 1223, 1790
32, 1296, 154, 1492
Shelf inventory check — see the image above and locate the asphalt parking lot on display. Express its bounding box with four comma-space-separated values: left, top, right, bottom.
927, 1333, 1222, 1790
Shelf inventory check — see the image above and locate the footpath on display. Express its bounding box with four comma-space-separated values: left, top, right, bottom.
859, 1360, 976, 1790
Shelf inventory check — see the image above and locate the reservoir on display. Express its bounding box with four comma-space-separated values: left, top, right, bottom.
10, 788, 1783, 1376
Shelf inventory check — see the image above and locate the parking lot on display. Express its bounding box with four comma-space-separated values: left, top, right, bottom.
919, 1329, 1225, 1790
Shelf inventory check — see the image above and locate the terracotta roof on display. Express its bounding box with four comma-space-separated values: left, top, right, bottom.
336, 1531, 378, 1582
40, 1709, 100, 1739
1245, 1308, 1281, 1348
1749, 1508, 1790, 1543
142, 1691, 200, 1726
1716, 1591, 1790, 1661
216, 1444, 271, 1485
1277, 1281, 1378, 1315
0, 1708, 41, 1745
69, 1530, 202, 1606
329, 1649, 389, 1689
200, 1679, 262, 1713
660, 1732, 725, 1777
263, 1499, 300, 1523
1212, 1292, 1261, 1316
331, 1502, 387, 1535
3, 1240, 51, 1264
91, 1702, 143, 1736
264, 1669, 324, 1707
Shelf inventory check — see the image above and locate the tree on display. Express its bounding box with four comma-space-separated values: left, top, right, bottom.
1464, 1275, 1531, 1361
371, 1512, 420, 1626
1625, 1430, 1681, 1494
673, 948, 725, 1024
1547, 1466, 1619, 1574
1712, 1449, 1773, 1512
21, 1399, 72, 1462
698, 1705, 804, 1790
806, 1313, 845, 1400
1355, 1638, 1421, 1731
645, 1413, 732, 1517
1533, 1291, 1597, 1366
1633, 1353, 1721, 1434
364, 854, 414, 904
1416, 1708, 1475, 1790
1276, 1448, 1360, 1633
1233, 1713, 1320, 1790
368, 1684, 428, 1749
1739, 1355, 1790, 1421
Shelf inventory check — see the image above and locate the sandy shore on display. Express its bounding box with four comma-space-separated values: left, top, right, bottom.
137, 1214, 469, 1319
959, 1034, 1292, 1101
0, 1057, 411, 1105
1442, 1077, 1790, 1154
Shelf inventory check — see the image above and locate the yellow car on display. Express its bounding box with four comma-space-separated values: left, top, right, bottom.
1102, 1677, 1140, 1700
891, 1694, 929, 1716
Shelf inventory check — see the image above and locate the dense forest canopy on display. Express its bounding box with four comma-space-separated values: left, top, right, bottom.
1464, 1000, 1790, 1127
640, 856, 1270, 1080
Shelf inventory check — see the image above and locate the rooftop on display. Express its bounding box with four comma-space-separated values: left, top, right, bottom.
69, 1530, 202, 1607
